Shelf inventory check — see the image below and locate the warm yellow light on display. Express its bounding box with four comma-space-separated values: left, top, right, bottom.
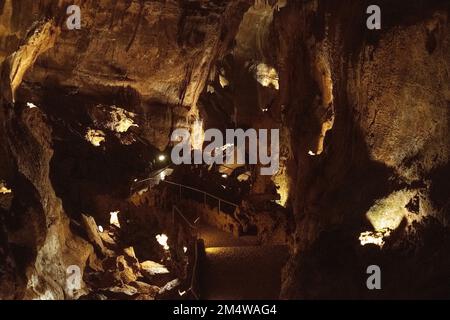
141, 261, 169, 275
0, 182, 12, 194
98, 225, 104, 233
85, 129, 106, 147
237, 172, 251, 182
158, 154, 166, 162
366, 190, 414, 231
156, 234, 169, 250
273, 168, 289, 207
110, 211, 120, 228
205, 247, 226, 255
107, 106, 138, 133
219, 74, 229, 88
359, 190, 419, 248
255, 63, 279, 90
359, 229, 392, 248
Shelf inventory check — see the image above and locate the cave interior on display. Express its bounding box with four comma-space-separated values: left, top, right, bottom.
0, 0, 449, 300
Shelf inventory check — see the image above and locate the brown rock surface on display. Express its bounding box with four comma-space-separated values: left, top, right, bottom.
272, 0, 450, 299
1, 0, 450, 300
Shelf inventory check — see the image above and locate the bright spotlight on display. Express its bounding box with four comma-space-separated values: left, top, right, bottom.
221, 174, 228, 178
156, 234, 169, 250
158, 154, 166, 162
110, 211, 120, 228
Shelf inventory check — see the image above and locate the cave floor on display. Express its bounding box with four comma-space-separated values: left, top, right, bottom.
198, 224, 288, 300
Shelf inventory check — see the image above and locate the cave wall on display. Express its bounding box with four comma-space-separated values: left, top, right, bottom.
0, 101, 95, 299
1, 0, 251, 150
1, 0, 449, 300
273, 0, 450, 299
0, 0, 251, 299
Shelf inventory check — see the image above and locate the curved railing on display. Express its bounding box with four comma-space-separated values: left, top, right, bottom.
129, 165, 171, 194
163, 180, 239, 213
132, 175, 241, 215
132, 176, 252, 299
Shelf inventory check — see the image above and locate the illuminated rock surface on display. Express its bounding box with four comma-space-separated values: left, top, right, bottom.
0, 0, 449, 300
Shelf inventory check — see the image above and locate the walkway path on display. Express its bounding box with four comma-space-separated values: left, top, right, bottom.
198, 224, 288, 300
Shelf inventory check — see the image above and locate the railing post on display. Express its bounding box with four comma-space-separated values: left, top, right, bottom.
218, 199, 221, 214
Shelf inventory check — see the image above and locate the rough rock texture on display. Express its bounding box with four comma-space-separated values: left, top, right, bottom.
0, 0, 251, 300
1, 0, 252, 150
0, 104, 94, 299
272, 0, 450, 299
1, 0, 450, 300
0, 16, 95, 300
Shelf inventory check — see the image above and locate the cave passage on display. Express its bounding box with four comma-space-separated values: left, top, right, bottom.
0, 0, 449, 301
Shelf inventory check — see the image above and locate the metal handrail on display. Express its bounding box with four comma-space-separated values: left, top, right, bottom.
132, 176, 239, 211
130, 155, 244, 207
134, 176, 250, 228
129, 165, 171, 193
219, 164, 252, 177
172, 205, 196, 229
133, 176, 251, 299
190, 240, 200, 300
160, 180, 251, 227
162, 179, 239, 209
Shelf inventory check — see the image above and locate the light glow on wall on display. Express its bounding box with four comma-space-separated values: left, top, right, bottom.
359, 190, 419, 248
110, 211, 121, 228
156, 234, 169, 250
359, 229, 392, 248
85, 129, 106, 147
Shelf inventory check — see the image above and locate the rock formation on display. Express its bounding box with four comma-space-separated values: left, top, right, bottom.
1, 0, 449, 300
